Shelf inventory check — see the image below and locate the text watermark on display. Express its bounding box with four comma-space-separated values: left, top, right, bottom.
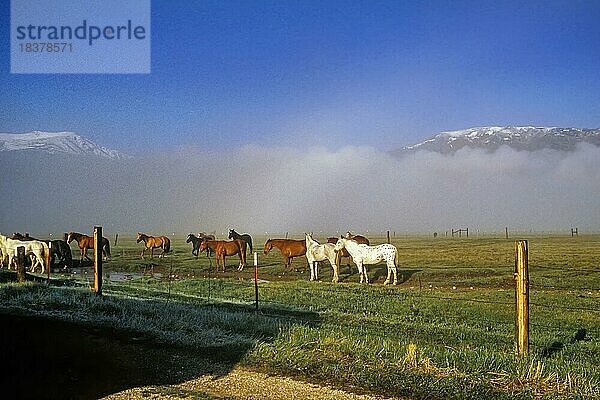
11, 0, 151, 74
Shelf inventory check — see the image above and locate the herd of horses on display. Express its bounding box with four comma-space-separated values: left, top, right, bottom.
0, 231, 111, 274
0, 228, 401, 285
184, 230, 399, 285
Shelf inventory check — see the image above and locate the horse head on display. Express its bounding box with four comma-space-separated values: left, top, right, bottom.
186, 233, 195, 243
199, 238, 209, 253
333, 237, 346, 252
228, 229, 235, 239
66, 232, 74, 243
263, 239, 272, 254
136, 233, 144, 243
305, 232, 315, 244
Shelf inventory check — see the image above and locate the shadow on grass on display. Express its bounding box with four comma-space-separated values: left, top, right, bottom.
338, 266, 422, 284
0, 270, 321, 399
541, 328, 590, 358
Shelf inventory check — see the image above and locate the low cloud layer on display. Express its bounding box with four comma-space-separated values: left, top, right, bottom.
2, 144, 599, 237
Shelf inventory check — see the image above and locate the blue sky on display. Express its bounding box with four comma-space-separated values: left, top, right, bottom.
1, 0, 600, 153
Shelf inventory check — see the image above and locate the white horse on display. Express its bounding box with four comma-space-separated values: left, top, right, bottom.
0, 234, 49, 274
305, 233, 339, 282
333, 237, 399, 285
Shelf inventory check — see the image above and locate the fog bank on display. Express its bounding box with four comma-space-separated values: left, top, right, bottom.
1, 144, 599, 237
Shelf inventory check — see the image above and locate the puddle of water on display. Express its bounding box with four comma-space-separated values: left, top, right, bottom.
104, 272, 143, 282
64, 268, 162, 282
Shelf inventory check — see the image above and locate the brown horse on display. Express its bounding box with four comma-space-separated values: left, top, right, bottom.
263, 239, 307, 270
136, 233, 171, 259
199, 239, 246, 272
66, 232, 111, 262
327, 233, 370, 273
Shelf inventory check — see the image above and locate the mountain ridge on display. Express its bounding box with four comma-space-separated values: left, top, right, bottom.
391, 126, 600, 156
0, 131, 127, 159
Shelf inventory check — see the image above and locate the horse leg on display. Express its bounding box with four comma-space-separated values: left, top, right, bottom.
38, 253, 45, 275
330, 259, 339, 283
237, 252, 244, 271
140, 248, 145, 260
28, 254, 36, 272
216, 252, 222, 272
384, 265, 392, 285
357, 262, 364, 283
348, 256, 353, 275
358, 262, 369, 284
389, 260, 398, 285
151, 247, 154, 259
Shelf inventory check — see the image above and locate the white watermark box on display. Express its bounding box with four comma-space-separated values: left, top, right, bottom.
11, 0, 150, 74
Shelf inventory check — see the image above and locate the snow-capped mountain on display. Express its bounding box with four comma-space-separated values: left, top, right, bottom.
392, 126, 600, 156
0, 131, 126, 158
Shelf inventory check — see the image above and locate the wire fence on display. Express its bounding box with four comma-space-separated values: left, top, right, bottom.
40, 235, 600, 357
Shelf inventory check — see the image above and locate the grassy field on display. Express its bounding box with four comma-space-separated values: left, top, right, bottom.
1, 233, 599, 399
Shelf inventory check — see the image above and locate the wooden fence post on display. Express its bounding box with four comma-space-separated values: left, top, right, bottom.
505, 227, 509, 239
46, 241, 52, 284
16, 246, 26, 283
387, 230, 390, 244
254, 252, 259, 312
515, 240, 529, 355
94, 226, 103, 296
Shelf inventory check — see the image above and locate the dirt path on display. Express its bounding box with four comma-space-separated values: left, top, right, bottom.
1, 312, 402, 400
104, 362, 401, 400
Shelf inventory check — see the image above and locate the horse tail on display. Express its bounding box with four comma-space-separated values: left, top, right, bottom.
164, 237, 171, 253
40, 241, 50, 271
104, 239, 111, 257
394, 245, 399, 267
248, 236, 253, 253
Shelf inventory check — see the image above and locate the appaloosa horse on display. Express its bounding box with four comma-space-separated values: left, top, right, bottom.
327, 233, 370, 273
333, 237, 399, 285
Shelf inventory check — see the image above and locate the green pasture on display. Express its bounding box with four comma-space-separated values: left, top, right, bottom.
1, 234, 599, 399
